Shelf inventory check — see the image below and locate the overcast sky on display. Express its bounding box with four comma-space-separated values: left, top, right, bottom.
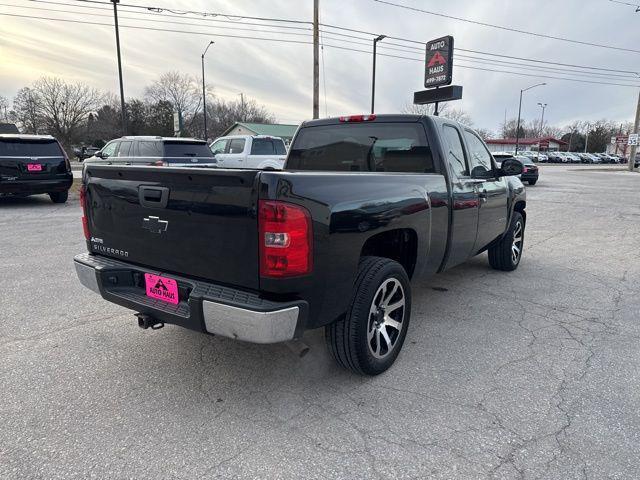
1, 0, 639, 133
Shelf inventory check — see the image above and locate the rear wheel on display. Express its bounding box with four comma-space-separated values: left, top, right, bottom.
325, 256, 411, 375
488, 212, 524, 271
49, 191, 68, 204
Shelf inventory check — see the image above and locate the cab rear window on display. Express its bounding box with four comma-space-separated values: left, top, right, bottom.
163, 142, 214, 159
287, 123, 434, 173
0, 139, 63, 157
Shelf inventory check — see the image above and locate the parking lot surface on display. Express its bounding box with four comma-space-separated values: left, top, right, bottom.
1, 166, 639, 479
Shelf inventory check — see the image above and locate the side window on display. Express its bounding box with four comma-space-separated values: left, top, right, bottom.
463, 130, 493, 177
442, 125, 467, 178
210, 139, 227, 155
116, 141, 132, 157
139, 141, 162, 157
101, 141, 118, 158
228, 139, 246, 154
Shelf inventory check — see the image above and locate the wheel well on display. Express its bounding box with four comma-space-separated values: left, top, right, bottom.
360, 229, 417, 278
514, 200, 526, 223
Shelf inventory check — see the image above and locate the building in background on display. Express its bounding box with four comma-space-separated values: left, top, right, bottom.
220, 122, 299, 145
486, 136, 567, 152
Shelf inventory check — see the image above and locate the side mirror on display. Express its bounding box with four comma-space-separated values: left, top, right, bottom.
94, 151, 105, 159
499, 158, 524, 177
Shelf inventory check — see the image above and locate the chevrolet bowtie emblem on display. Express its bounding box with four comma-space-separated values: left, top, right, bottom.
142, 216, 169, 234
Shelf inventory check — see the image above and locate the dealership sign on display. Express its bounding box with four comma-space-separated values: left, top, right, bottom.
424, 36, 454, 88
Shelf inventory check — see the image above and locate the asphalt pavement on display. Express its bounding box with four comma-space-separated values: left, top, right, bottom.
1, 165, 639, 479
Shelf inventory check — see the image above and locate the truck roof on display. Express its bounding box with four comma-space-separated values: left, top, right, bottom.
119, 136, 206, 143
0, 134, 57, 141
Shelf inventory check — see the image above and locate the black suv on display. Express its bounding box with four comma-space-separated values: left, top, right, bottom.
85, 136, 217, 166
0, 134, 72, 203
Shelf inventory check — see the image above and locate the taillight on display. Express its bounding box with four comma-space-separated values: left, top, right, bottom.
80, 184, 90, 240
339, 114, 376, 122
259, 200, 312, 278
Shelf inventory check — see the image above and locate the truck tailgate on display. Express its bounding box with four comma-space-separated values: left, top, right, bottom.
84, 165, 260, 289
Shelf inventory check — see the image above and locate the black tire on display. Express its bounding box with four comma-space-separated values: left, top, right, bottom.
49, 191, 68, 204
488, 211, 524, 271
528, 179, 537, 185
325, 256, 411, 376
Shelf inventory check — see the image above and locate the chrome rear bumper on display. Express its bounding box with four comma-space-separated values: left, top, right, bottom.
74, 253, 306, 343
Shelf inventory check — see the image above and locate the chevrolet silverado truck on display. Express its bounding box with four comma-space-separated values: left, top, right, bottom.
74, 114, 526, 375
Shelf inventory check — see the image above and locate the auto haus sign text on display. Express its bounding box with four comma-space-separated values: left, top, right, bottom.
424, 35, 454, 88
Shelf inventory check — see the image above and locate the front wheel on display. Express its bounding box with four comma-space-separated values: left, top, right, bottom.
325, 256, 411, 375
49, 191, 68, 203
488, 212, 524, 271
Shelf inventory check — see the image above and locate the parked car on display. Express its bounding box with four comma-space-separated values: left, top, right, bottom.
210, 135, 287, 169
84, 136, 217, 167
565, 152, 581, 163
514, 155, 539, 185
0, 134, 72, 203
547, 152, 564, 163
74, 114, 527, 375
76, 146, 100, 162
577, 152, 594, 163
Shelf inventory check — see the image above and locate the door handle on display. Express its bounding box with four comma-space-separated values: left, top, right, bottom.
478, 189, 488, 200
139, 186, 169, 209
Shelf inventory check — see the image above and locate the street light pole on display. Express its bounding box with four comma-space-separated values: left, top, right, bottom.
111, 0, 126, 135
370, 35, 386, 114
201, 40, 214, 141
584, 123, 591, 153
537, 102, 547, 137
515, 82, 546, 154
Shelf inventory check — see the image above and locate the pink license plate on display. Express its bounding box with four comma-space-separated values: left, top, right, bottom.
144, 273, 179, 305
27, 163, 43, 172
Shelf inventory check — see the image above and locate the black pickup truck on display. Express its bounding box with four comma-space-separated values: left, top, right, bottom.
74, 114, 526, 375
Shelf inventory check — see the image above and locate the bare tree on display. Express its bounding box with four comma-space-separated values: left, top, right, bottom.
0, 95, 9, 122
144, 71, 209, 129
26, 77, 103, 146
12, 87, 41, 134
400, 102, 472, 126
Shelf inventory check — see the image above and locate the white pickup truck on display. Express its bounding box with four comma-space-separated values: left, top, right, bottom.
209, 135, 287, 169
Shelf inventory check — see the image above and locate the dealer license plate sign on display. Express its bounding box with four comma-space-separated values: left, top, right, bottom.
144, 273, 179, 305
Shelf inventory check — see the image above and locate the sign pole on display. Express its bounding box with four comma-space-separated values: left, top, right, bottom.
628, 89, 640, 172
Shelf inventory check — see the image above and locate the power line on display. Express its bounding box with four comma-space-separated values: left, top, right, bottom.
320, 23, 640, 75
370, 0, 640, 54
2, 3, 313, 36
3, 11, 639, 88
319, 43, 640, 88
21, 0, 640, 75
608, 0, 640, 10
0, 12, 315, 44
69, 0, 312, 24
25, 0, 313, 31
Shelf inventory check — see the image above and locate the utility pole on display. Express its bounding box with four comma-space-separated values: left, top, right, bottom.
239, 92, 245, 121
370, 35, 386, 114
201, 41, 214, 141
628, 89, 640, 171
312, 0, 319, 119
111, 0, 126, 135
